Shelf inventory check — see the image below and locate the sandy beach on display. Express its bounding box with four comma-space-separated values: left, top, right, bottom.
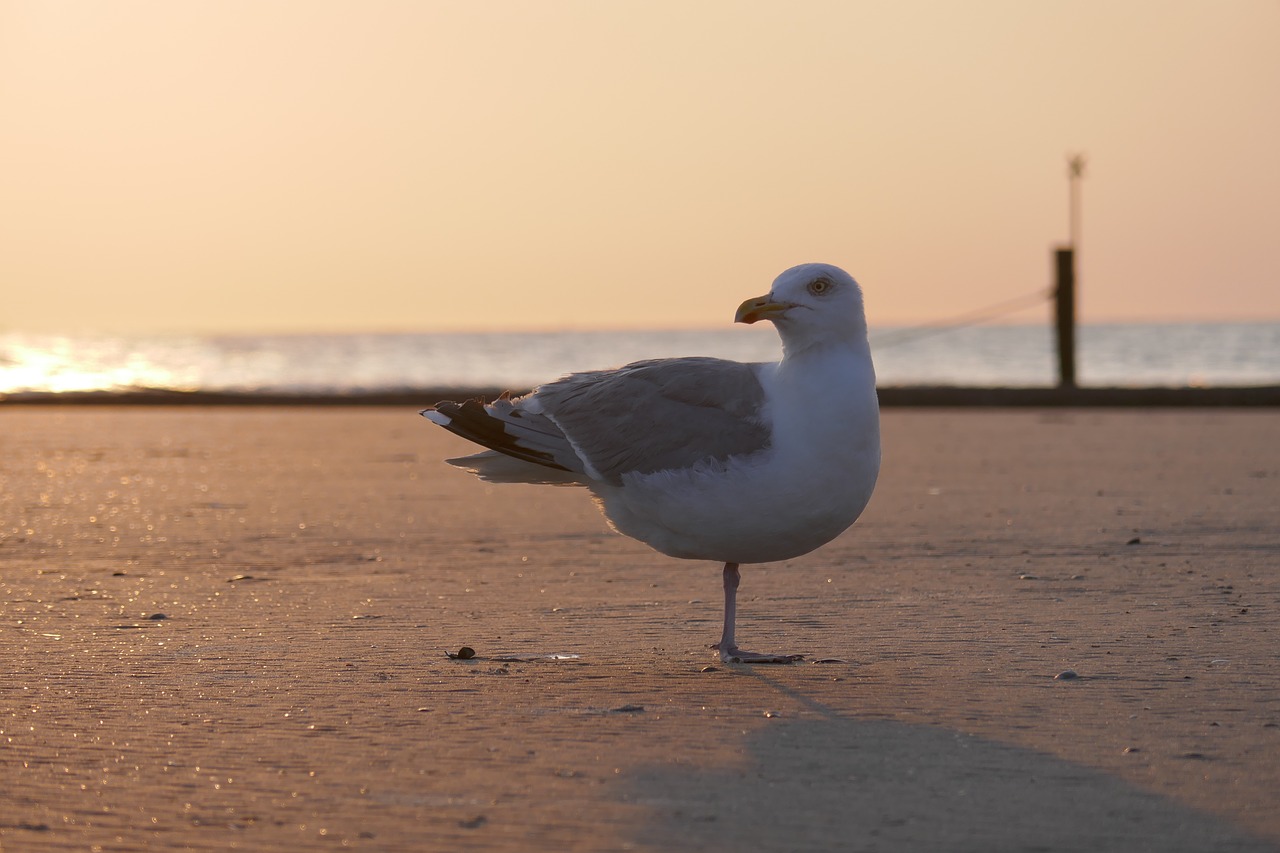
2, 406, 1278, 851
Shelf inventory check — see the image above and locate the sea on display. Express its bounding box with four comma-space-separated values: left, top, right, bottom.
0, 323, 1277, 397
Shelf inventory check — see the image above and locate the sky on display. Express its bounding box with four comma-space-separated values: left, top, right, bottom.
2, 1, 1278, 334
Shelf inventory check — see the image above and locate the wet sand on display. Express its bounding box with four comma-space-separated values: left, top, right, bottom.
2, 407, 1278, 851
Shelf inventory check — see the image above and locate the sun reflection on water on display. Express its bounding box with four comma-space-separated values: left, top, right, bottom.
1, 323, 1277, 396
0, 335, 198, 395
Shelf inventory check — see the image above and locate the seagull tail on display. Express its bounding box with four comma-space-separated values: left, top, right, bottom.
421, 398, 585, 475
440, 450, 585, 486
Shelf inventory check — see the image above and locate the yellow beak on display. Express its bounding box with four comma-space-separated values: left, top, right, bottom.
735, 295, 795, 324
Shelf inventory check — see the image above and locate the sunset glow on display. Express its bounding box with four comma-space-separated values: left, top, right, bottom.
2, 1, 1277, 333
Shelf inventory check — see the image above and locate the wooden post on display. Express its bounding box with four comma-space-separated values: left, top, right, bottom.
1055, 247, 1076, 388
1068, 154, 1086, 250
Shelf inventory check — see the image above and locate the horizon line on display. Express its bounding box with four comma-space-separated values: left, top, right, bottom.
3, 316, 1280, 338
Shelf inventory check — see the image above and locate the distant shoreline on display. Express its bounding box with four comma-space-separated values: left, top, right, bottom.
3, 385, 1279, 407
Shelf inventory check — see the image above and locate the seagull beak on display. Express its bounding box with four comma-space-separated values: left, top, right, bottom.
735, 295, 794, 324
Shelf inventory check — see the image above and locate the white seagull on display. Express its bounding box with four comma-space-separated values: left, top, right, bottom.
422, 263, 881, 663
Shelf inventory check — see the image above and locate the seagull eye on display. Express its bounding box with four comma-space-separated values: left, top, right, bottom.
807, 277, 833, 296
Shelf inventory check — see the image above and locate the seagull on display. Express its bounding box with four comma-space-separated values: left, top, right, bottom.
421, 263, 881, 663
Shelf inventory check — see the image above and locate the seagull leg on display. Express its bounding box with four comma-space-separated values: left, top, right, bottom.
712, 562, 804, 664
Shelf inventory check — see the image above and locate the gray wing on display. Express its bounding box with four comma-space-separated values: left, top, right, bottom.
532, 357, 771, 484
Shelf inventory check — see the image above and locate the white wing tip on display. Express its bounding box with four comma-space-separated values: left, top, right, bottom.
421, 409, 451, 426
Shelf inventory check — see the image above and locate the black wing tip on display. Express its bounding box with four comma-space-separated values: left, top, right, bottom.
422, 396, 490, 418
422, 396, 570, 472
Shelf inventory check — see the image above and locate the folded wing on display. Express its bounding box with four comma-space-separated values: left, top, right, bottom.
423, 357, 772, 486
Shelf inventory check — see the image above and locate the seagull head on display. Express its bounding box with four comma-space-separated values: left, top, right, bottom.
735, 263, 868, 351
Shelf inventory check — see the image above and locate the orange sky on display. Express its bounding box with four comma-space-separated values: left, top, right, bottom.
2, 1, 1278, 333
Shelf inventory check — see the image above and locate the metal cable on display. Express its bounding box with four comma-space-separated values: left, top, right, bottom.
872, 287, 1052, 349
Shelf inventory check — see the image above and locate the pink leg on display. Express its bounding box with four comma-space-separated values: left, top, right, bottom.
711, 562, 804, 664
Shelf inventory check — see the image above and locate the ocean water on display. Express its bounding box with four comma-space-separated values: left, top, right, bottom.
0, 323, 1277, 396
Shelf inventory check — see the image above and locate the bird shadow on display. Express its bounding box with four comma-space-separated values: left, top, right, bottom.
618, 669, 1276, 853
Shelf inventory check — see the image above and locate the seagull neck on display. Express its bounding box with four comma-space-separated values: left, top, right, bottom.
778, 331, 870, 365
